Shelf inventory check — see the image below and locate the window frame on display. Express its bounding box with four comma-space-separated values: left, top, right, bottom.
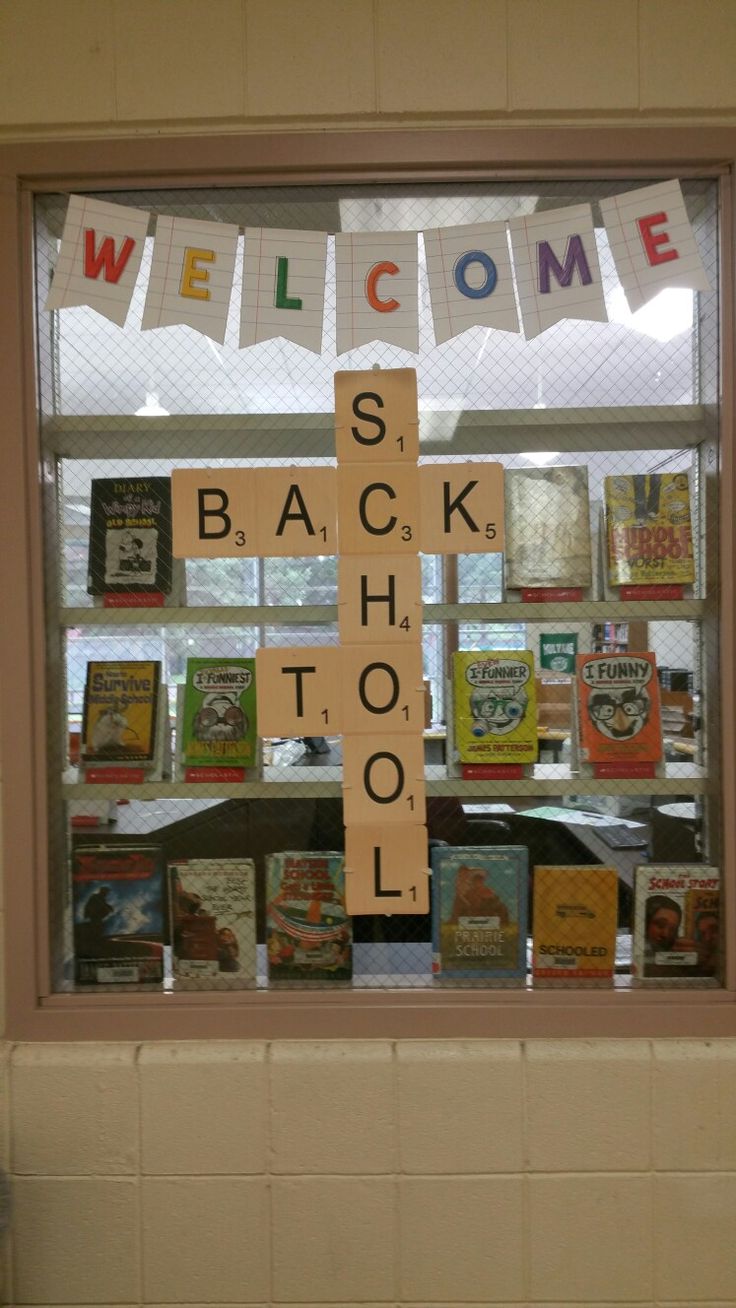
1, 126, 735, 1040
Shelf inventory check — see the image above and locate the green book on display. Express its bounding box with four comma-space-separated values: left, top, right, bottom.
181, 658, 257, 770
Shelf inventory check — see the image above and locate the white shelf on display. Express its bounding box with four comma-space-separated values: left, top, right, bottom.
62, 761, 707, 801
60, 599, 706, 628
44, 404, 709, 460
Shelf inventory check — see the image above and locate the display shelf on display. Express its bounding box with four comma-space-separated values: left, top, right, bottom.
62, 760, 706, 801
43, 404, 709, 460
60, 599, 706, 627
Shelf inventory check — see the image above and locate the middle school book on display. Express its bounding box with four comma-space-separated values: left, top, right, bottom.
80, 660, 161, 763
168, 858, 257, 988
452, 650, 538, 766
532, 864, 618, 984
505, 464, 592, 591
266, 851, 352, 983
431, 845, 528, 982
575, 650, 663, 768
604, 471, 695, 588
180, 658, 257, 770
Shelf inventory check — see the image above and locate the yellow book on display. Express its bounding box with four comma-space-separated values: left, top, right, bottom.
604, 472, 695, 587
452, 650, 537, 766
532, 865, 618, 982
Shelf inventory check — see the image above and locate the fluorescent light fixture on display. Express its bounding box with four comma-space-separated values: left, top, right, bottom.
608, 286, 694, 343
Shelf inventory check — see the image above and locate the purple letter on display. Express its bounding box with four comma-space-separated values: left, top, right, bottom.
538, 235, 593, 294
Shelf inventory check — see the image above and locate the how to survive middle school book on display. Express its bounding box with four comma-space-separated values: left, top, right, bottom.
81, 660, 162, 763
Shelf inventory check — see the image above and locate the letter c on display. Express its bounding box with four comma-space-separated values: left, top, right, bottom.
365, 261, 400, 312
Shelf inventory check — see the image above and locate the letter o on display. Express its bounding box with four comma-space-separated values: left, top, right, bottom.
358, 663, 400, 714
363, 752, 404, 804
453, 250, 498, 300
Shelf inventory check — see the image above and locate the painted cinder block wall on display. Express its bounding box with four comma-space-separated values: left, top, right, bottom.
2, 1, 736, 1304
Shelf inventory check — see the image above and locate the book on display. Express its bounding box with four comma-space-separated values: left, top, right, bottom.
266, 851, 352, 983
575, 650, 662, 769
604, 472, 695, 588
452, 650, 538, 766
431, 845, 528, 982
169, 858, 257, 988
80, 660, 161, 763
180, 658, 257, 772
72, 842, 165, 984
87, 476, 172, 596
505, 465, 592, 591
532, 864, 618, 983
632, 864, 720, 982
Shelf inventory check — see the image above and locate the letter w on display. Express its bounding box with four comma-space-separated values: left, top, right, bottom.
84, 229, 136, 284
537, 235, 592, 294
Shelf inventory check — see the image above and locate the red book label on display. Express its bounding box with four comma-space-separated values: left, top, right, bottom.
521, 587, 584, 603
461, 764, 525, 780
184, 766, 247, 783
103, 593, 166, 608
84, 766, 146, 784
593, 762, 657, 779
618, 584, 684, 601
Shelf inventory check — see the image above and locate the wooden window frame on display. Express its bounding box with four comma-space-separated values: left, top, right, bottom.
1, 125, 735, 1040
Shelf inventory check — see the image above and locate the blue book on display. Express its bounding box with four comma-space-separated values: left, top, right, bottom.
431, 845, 528, 982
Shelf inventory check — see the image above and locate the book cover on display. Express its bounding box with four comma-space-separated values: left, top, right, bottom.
181, 658, 257, 770
169, 858, 257, 987
431, 845, 528, 981
505, 465, 592, 590
72, 842, 165, 984
540, 632, 578, 673
632, 864, 720, 981
81, 661, 161, 763
266, 851, 352, 983
452, 650, 538, 765
576, 651, 662, 766
87, 476, 172, 595
532, 864, 618, 982
604, 472, 695, 587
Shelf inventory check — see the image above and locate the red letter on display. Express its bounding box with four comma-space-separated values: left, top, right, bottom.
83, 229, 136, 284
637, 212, 678, 266
365, 261, 400, 312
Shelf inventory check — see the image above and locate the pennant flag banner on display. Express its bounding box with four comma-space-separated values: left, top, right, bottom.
424, 220, 520, 343
45, 180, 711, 352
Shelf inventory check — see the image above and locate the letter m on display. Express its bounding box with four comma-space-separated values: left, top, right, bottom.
537, 235, 592, 294
84, 229, 136, 285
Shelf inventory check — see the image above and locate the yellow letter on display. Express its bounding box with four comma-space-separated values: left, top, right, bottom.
180, 247, 214, 300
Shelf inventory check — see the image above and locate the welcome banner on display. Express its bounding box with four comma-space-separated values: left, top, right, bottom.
45, 180, 710, 355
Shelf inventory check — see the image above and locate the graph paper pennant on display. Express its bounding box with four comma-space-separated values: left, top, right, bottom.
240, 227, 328, 353
141, 215, 239, 344
424, 220, 520, 344
44, 195, 149, 328
508, 203, 608, 341
600, 180, 711, 314
334, 231, 419, 355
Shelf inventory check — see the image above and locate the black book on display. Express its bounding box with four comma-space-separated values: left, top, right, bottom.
87, 476, 172, 595
72, 841, 165, 984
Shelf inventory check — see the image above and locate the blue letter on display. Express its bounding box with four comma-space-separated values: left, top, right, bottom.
453, 250, 498, 300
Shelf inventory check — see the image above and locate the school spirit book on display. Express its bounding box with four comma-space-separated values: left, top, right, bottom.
266, 851, 352, 983
532, 865, 618, 984
575, 650, 662, 772
180, 658, 257, 772
452, 650, 538, 767
80, 661, 161, 763
604, 472, 695, 588
168, 858, 257, 988
87, 476, 172, 596
72, 842, 165, 984
505, 464, 592, 591
632, 864, 720, 983
431, 845, 528, 983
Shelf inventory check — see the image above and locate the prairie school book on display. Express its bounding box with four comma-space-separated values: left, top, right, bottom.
576, 651, 662, 767
72, 842, 165, 984
505, 465, 592, 591
169, 859, 257, 987
87, 476, 172, 595
604, 472, 695, 587
632, 864, 720, 982
532, 865, 618, 983
266, 852, 352, 983
431, 845, 528, 982
452, 650, 537, 766
181, 658, 257, 770
81, 661, 161, 763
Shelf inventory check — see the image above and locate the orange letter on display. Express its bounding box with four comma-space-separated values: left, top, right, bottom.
365, 261, 400, 313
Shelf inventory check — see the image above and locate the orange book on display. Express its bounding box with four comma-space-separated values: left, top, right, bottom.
576, 651, 662, 766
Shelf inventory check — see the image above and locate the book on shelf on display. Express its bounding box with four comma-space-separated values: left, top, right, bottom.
504, 464, 592, 595
539, 631, 578, 674
180, 657, 258, 777
87, 476, 173, 601
574, 650, 663, 776
532, 864, 618, 985
168, 858, 257, 988
72, 841, 165, 984
80, 660, 168, 779
603, 471, 695, 592
431, 845, 528, 984
451, 649, 538, 771
631, 864, 720, 984
266, 851, 352, 984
